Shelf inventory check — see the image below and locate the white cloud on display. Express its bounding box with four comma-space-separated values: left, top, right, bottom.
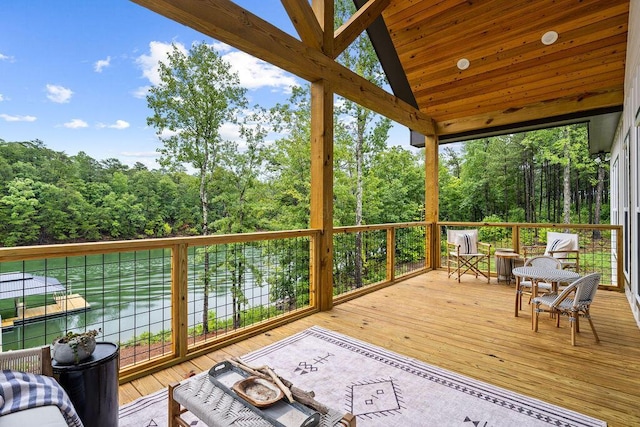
135, 41, 298, 95
46, 84, 73, 103
0, 94, 4, 101
111, 119, 130, 129
132, 86, 150, 99
221, 51, 298, 92
211, 41, 233, 54
0, 53, 15, 62
0, 113, 36, 122
94, 56, 111, 72
136, 41, 187, 86
156, 128, 179, 139
219, 122, 241, 141
64, 119, 88, 129
98, 119, 130, 130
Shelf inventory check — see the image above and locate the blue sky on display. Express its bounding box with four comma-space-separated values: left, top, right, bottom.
1, 1, 413, 169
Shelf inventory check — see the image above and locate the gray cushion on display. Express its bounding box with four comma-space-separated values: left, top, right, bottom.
0, 405, 68, 427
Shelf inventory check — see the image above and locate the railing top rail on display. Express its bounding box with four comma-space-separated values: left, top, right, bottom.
438, 221, 621, 231
0, 229, 321, 262
334, 222, 428, 233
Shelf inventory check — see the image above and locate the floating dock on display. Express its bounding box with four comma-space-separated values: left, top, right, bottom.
0, 293, 90, 329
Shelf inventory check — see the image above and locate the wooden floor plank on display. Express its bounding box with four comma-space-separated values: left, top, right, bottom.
119, 270, 640, 426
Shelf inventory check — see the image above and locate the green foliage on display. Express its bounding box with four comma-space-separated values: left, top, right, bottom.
439, 125, 608, 224
478, 215, 510, 242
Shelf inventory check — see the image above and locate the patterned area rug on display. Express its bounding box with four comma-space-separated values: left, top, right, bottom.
119, 326, 607, 427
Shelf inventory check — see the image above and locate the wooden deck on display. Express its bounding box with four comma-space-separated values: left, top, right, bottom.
119, 270, 640, 426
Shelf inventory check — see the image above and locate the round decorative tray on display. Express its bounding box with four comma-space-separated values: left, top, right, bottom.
232, 376, 284, 408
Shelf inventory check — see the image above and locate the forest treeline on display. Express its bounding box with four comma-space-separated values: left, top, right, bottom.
439, 124, 609, 225
0, 121, 608, 248
0, 133, 424, 247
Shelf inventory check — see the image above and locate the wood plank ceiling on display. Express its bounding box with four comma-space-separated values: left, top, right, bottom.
381, 0, 629, 139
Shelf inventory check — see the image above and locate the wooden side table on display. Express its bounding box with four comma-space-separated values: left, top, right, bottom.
495, 250, 521, 284
52, 342, 119, 427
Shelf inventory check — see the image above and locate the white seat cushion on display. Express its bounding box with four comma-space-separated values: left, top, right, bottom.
0, 405, 68, 427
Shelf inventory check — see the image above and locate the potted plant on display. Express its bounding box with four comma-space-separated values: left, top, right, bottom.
51, 329, 100, 364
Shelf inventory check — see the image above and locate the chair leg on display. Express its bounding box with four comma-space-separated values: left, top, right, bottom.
585, 309, 600, 343
514, 288, 520, 317
532, 302, 538, 331
570, 314, 577, 346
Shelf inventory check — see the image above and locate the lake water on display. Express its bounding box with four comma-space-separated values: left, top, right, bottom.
0, 247, 274, 350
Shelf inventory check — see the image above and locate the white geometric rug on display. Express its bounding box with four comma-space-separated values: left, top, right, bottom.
119, 326, 607, 427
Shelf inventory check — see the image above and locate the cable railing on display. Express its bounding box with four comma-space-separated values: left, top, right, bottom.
0, 231, 318, 381
332, 222, 429, 300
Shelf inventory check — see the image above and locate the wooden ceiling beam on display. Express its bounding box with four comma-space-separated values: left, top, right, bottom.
435, 90, 623, 136
333, 0, 390, 58
131, 0, 435, 136
280, 0, 323, 51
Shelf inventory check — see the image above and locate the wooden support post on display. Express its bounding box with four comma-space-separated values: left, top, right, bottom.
313, 0, 334, 57
171, 243, 188, 358
424, 131, 440, 269
310, 79, 334, 311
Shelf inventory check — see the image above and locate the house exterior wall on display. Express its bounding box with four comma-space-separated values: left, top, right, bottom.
610, 0, 640, 327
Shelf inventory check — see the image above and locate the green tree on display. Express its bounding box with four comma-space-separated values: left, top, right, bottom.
0, 178, 41, 245
146, 41, 248, 333
265, 86, 312, 229
334, 0, 391, 288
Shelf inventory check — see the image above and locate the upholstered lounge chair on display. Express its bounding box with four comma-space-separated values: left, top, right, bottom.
0, 346, 69, 427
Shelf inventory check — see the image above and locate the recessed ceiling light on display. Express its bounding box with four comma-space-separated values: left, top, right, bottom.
541, 31, 558, 45
457, 58, 470, 70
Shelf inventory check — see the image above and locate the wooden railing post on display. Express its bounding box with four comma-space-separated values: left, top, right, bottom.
171, 243, 189, 358
310, 79, 334, 311
386, 226, 395, 282
309, 232, 320, 308
512, 225, 520, 254
616, 227, 625, 290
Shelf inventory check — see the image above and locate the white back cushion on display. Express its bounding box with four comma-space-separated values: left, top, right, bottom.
454, 232, 478, 254
544, 232, 577, 258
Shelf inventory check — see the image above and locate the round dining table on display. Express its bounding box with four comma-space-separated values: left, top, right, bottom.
512, 266, 580, 321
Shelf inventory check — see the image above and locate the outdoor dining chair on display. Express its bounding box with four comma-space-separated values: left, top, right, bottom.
446, 229, 491, 283
531, 273, 601, 346
515, 255, 562, 314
